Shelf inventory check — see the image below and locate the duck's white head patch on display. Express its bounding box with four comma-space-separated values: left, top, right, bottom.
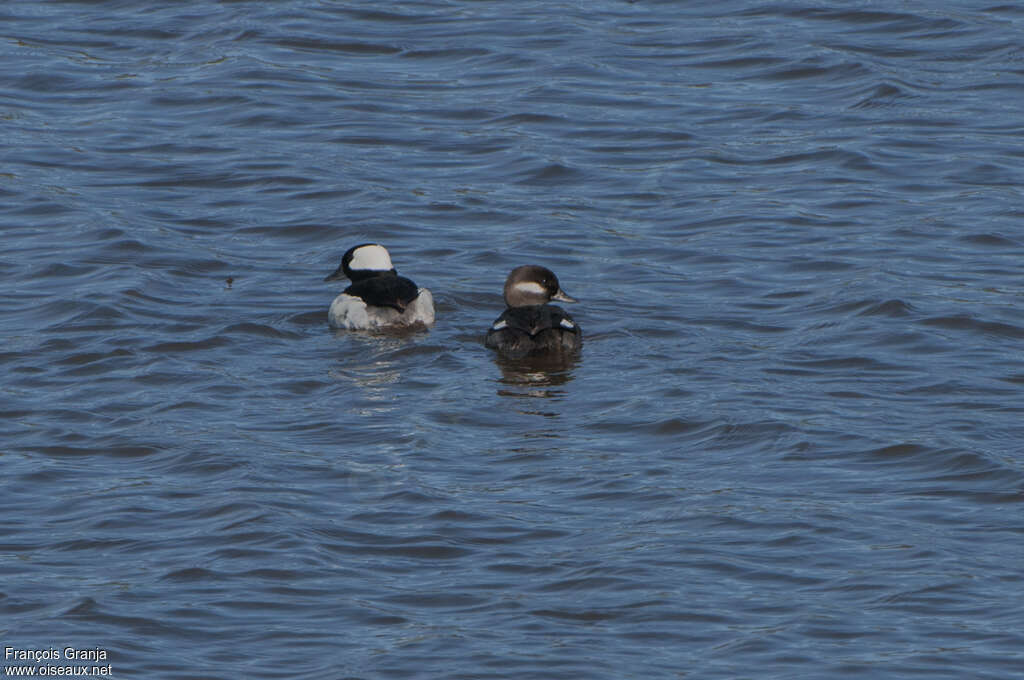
492, 319, 508, 330
349, 244, 393, 272
559, 318, 575, 329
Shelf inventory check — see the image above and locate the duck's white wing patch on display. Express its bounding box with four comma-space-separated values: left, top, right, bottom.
491, 319, 508, 330
349, 244, 393, 272
559, 318, 576, 329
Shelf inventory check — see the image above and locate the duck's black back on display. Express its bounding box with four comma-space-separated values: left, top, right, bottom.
485, 304, 581, 358
345, 273, 420, 312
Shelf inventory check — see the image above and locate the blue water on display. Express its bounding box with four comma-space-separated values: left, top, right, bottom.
3, 2, 1024, 678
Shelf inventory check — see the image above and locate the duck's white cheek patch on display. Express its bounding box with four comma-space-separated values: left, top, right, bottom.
350, 245, 393, 271
559, 318, 575, 329
492, 320, 508, 330
513, 281, 546, 296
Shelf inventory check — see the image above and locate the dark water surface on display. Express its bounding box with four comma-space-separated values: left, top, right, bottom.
3, 1, 1024, 678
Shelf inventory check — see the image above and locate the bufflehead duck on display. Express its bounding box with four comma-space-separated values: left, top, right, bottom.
324, 243, 435, 330
485, 265, 582, 358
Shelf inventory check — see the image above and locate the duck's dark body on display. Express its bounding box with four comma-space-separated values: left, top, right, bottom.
485, 304, 582, 358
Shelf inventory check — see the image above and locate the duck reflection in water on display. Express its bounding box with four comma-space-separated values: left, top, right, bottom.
494, 352, 578, 403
